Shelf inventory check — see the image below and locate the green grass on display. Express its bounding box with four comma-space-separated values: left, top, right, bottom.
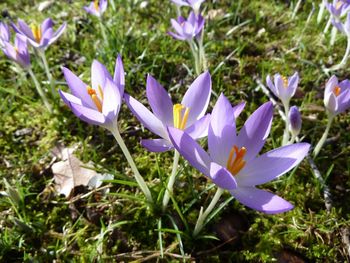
0, 0, 350, 261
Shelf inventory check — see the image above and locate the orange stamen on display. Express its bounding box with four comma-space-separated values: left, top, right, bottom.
226, 146, 247, 176
87, 87, 102, 112
282, 76, 288, 88
94, 0, 99, 11
334, 86, 341, 97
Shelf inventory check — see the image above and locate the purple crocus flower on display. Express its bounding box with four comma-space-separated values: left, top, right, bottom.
171, 0, 205, 12
2, 34, 31, 69
323, 75, 350, 116
59, 55, 125, 131
168, 11, 205, 41
12, 18, 66, 50
332, 11, 350, 36
266, 72, 299, 106
168, 94, 310, 214
289, 106, 302, 137
84, 0, 108, 17
0, 22, 10, 47
124, 71, 212, 152
326, 0, 350, 17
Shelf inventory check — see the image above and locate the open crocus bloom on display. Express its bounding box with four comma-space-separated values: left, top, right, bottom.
12, 18, 66, 50
168, 94, 310, 214
2, 34, 31, 69
0, 22, 10, 47
326, 0, 350, 17
266, 72, 299, 106
324, 75, 350, 116
124, 71, 213, 152
84, 0, 108, 17
59, 55, 125, 131
168, 11, 204, 41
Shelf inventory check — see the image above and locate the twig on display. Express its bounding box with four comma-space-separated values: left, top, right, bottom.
255, 78, 333, 212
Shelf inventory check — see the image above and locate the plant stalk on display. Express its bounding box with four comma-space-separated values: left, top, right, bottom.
28, 68, 52, 113
162, 150, 180, 212
313, 114, 334, 158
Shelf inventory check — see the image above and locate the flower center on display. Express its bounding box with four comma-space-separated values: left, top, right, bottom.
173, 104, 190, 130
281, 76, 288, 88
336, 1, 344, 10
31, 24, 42, 43
94, 0, 99, 11
334, 86, 341, 97
87, 86, 103, 112
226, 146, 246, 176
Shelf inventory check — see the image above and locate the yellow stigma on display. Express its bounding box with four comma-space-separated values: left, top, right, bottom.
31, 24, 42, 43
226, 146, 247, 176
334, 86, 341, 97
173, 104, 190, 130
336, 1, 344, 10
94, 0, 99, 11
87, 86, 103, 112
281, 76, 288, 88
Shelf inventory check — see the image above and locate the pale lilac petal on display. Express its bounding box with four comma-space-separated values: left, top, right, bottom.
208, 94, 236, 166
266, 75, 278, 97
168, 127, 211, 176
185, 114, 210, 139
232, 101, 246, 118
91, 59, 110, 93
41, 18, 53, 33
287, 72, 299, 97
183, 22, 194, 38
141, 139, 173, 152
59, 90, 82, 106
69, 102, 106, 126
100, 0, 108, 13
325, 92, 338, 114
113, 55, 125, 95
48, 22, 66, 46
210, 162, 237, 190
237, 102, 273, 162
124, 94, 168, 138
236, 143, 310, 186
171, 0, 189, 6
171, 19, 184, 35
17, 19, 34, 39
181, 71, 211, 126
146, 75, 173, 126
62, 67, 96, 109
102, 79, 121, 122
230, 187, 293, 214
168, 31, 186, 41
325, 75, 338, 95
40, 28, 53, 46
336, 87, 350, 114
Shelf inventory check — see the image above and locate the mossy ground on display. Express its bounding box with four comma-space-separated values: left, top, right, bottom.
0, 0, 350, 262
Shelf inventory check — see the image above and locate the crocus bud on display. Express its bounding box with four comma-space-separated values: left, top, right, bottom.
289, 106, 302, 137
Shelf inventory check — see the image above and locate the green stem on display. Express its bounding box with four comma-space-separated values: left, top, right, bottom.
188, 40, 200, 76
193, 187, 224, 237
197, 30, 207, 72
162, 150, 180, 212
111, 128, 153, 204
282, 102, 290, 146
38, 50, 55, 97
28, 68, 52, 113
313, 115, 334, 158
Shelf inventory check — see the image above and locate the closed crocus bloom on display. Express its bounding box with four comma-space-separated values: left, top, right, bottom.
84, 0, 108, 17
125, 71, 213, 152
59, 55, 125, 131
171, 0, 205, 13
0, 22, 10, 47
12, 18, 66, 50
289, 106, 302, 137
168, 11, 204, 41
324, 75, 350, 116
326, 0, 350, 17
168, 94, 310, 214
266, 72, 299, 106
2, 34, 30, 69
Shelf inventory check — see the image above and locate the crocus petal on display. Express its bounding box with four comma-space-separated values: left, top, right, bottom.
208, 94, 236, 166
124, 94, 168, 139
113, 55, 125, 95
171, 19, 184, 36
325, 75, 338, 95
91, 59, 110, 92
102, 78, 121, 122
41, 18, 53, 33
62, 67, 97, 110
168, 31, 186, 41
287, 72, 299, 97
40, 28, 53, 46
181, 71, 211, 126
210, 162, 237, 190
168, 127, 211, 177
266, 75, 278, 97
236, 143, 310, 186
237, 102, 273, 162
48, 22, 66, 46
230, 187, 293, 214
69, 102, 106, 126
232, 101, 246, 118
336, 87, 350, 114
141, 139, 173, 152
185, 114, 210, 139
17, 19, 35, 39
146, 75, 173, 126
59, 89, 83, 106
100, 0, 108, 13
325, 92, 338, 115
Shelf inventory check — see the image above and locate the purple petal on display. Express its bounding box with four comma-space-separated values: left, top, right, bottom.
146, 74, 173, 126
62, 67, 96, 109
113, 55, 125, 95
230, 187, 293, 214
232, 101, 246, 118
168, 31, 186, 41
91, 59, 111, 93
124, 94, 168, 138
48, 22, 66, 46
185, 113, 210, 139
102, 78, 121, 122
141, 139, 173, 152
210, 162, 237, 190
181, 71, 211, 126
336, 86, 350, 114
237, 102, 273, 162
168, 127, 211, 177
17, 19, 35, 40
266, 75, 278, 97
208, 94, 236, 166
236, 143, 310, 186
100, 0, 108, 13
41, 18, 53, 34
325, 75, 338, 96
170, 19, 184, 36
287, 72, 299, 98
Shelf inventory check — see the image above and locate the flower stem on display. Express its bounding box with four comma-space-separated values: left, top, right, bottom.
38, 50, 56, 97
282, 102, 290, 146
188, 39, 200, 76
325, 37, 350, 72
162, 150, 180, 212
111, 128, 153, 204
197, 29, 207, 72
28, 68, 52, 113
313, 115, 334, 158
193, 187, 224, 237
